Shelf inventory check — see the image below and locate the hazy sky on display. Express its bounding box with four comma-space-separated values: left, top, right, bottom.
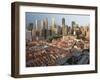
26, 12, 90, 27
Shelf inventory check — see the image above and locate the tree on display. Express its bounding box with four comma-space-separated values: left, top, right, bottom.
27, 23, 33, 41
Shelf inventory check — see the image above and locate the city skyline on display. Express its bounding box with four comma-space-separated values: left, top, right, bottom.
26, 12, 90, 27
26, 12, 90, 67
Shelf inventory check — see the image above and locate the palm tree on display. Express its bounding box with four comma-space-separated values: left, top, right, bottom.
27, 23, 33, 41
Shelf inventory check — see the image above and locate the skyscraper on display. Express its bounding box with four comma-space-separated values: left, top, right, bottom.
40, 20, 44, 38
42, 18, 48, 39
65, 25, 68, 35
35, 20, 38, 30
72, 21, 76, 35
62, 18, 65, 36
51, 17, 56, 35
32, 21, 36, 40
38, 20, 42, 39
35, 20, 39, 40
44, 18, 48, 29
52, 17, 55, 29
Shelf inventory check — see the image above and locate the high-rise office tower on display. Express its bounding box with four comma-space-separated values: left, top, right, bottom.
40, 20, 43, 38
65, 25, 68, 35
32, 20, 36, 38
42, 18, 48, 39
38, 20, 42, 39
35, 19, 39, 40
44, 18, 48, 30
32, 20, 36, 39
52, 17, 55, 29
57, 26, 62, 35
35, 20, 38, 30
51, 17, 56, 35
72, 21, 76, 35
62, 18, 65, 36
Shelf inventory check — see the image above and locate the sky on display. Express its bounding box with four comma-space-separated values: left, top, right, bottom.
26, 12, 90, 27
